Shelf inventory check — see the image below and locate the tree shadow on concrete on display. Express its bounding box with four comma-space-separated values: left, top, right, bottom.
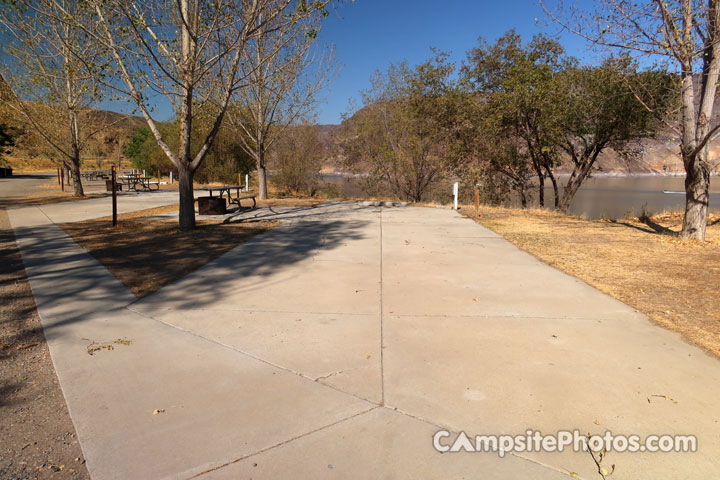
10, 202, 376, 334
133, 204, 375, 312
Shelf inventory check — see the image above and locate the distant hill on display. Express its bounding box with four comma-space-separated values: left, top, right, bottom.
1, 106, 145, 171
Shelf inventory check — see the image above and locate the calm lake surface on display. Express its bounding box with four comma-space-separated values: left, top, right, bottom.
551, 175, 720, 219
322, 174, 720, 219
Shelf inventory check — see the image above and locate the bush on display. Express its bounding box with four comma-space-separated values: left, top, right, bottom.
270, 125, 323, 196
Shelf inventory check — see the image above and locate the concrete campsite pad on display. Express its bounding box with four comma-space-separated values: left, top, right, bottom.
7, 197, 720, 479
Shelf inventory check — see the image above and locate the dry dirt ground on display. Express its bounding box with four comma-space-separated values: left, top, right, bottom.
0, 208, 90, 479
463, 206, 720, 358
60, 205, 277, 298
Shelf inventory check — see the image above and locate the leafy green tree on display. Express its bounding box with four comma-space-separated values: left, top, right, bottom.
543, 0, 717, 240
464, 31, 571, 207
125, 122, 253, 185
340, 52, 458, 202
464, 31, 675, 212
551, 60, 676, 211
125, 128, 154, 172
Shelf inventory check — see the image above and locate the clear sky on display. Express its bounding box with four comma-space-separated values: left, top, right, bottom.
101, 1, 601, 124
313, 0, 599, 124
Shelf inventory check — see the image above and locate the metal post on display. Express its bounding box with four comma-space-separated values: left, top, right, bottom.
245, 174, 249, 192
453, 182, 459, 210
111, 166, 118, 227
170, 171, 174, 184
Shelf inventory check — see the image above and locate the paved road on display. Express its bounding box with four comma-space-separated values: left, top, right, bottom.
7, 199, 720, 479
0, 172, 57, 198
0, 171, 113, 205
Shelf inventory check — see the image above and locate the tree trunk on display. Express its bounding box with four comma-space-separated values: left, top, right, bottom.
544, 165, 559, 208
257, 161, 268, 199
557, 152, 599, 213
537, 169, 545, 207
178, 165, 196, 231
69, 156, 84, 197
558, 167, 588, 213
681, 154, 710, 240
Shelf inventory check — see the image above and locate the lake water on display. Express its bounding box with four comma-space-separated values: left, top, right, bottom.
551, 175, 720, 219
321, 174, 720, 219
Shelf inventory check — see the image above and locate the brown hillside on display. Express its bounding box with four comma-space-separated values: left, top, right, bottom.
1, 104, 145, 171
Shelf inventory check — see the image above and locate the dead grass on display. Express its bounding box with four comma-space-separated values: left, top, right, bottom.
461, 205, 720, 357
61, 206, 276, 298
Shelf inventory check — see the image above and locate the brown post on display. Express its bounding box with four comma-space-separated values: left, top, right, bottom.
474, 187, 480, 218
111, 165, 117, 227
238, 173, 242, 188
61, 167, 64, 191
57, 167, 61, 185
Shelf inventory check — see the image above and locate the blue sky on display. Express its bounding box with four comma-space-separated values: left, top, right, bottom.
103, 1, 602, 124
313, 0, 600, 124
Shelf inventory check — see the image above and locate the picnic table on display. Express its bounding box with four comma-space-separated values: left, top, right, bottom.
80, 170, 109, 180
196, 185, 256, 209
118, 175, 159, 192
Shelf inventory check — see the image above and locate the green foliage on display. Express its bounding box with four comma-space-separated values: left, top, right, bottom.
462, 31, 574, 207
125, 128, 158, 173
460, 31, 677, 210
339, 51, 458, 202
125, 123, 254, 184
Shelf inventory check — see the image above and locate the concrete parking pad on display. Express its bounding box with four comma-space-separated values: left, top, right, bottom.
205, 407, 569, 479
7, 199, 720, 479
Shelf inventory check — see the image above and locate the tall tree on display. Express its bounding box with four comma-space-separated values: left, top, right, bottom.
339, 53, 457, 202
228, 6, 334, 199
0, 1, 109, 196
73, 0, 331, 229
464, 31, 571, 208
552, 61, 676, 211
543, 0, 718, 239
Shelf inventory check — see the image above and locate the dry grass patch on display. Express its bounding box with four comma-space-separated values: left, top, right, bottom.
462, 206, 720, 357
61, 206, 276, 297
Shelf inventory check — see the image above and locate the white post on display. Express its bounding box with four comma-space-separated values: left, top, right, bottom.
143, 169, 146, 177
453, 182, 459, 210
170, 171, 173, 184
245, 174, 249, 192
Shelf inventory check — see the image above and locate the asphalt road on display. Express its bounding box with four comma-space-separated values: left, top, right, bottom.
0, 172, 57, 199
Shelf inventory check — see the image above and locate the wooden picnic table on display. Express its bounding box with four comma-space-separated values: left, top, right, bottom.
196, 185, 256, 209
118, 175, 159, 192
80, 170, 109, 180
